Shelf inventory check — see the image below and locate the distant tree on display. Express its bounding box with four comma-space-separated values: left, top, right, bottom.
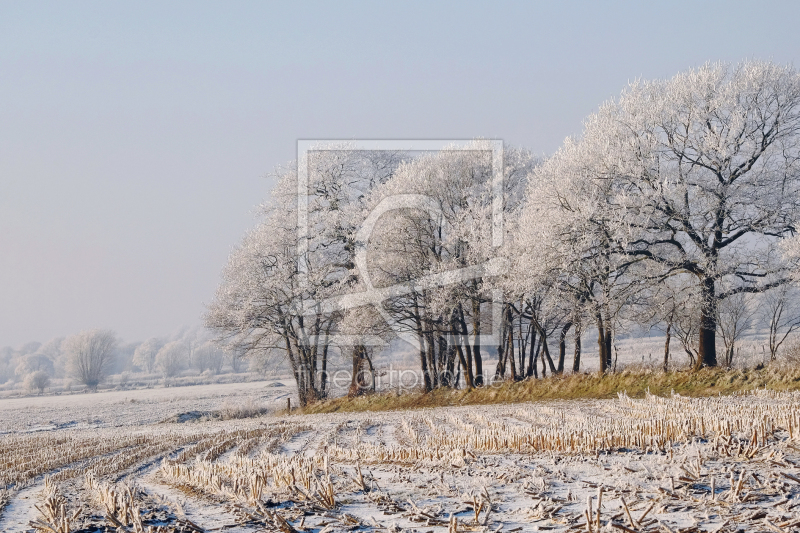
638, 277, 697, 371
20, 341, 42, 355
112, 341, 139, 374
132, 338, 162, 373
248, 350, 277, 376
24, 370, 50, 395
761, 285, 800, 361
225, 345, 248, 374
64, 330, 118, 390
14, 353, 54, 377
0, 347, 14, 383
207, 346, 225, 375
155, 341, 187, 378
191, 342, 225, 374
37, 337, 65, 378
716, 293, 756, 368
188, 345, 205, 372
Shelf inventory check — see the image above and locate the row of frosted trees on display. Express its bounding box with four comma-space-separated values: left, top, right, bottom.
206, 61, 800, 406
1, 330, 238, 393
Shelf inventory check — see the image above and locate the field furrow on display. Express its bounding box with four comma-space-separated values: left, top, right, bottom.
4, 385, 800, 532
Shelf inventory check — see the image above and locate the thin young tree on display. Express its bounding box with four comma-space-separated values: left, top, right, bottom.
64, 329, 117, 391
761, 285, 800, 361
716, 292, 756, 368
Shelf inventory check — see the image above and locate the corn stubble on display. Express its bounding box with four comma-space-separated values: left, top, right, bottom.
5, 390, 800, 531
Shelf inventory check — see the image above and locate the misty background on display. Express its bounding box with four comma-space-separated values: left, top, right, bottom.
1, 1, 799, 349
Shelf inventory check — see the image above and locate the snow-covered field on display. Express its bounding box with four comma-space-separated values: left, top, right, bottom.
0, 379, 296, 434
3, 382, 800, 532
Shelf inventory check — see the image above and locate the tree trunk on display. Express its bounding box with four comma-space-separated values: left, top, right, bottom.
454, 353, 461, 389
425, 330, 438, 388
518, 306, 526, 376
541, 341, 547, 378
418, 340, 432, 391
414, 313, 433, 391
663, 322, 671, 372
349, 345, 360, 395
572, 319, 582, 373
495, 306, 507, 380
542, 340, 556, 374
291, 337, 313, 405
597, 313, 607, 374
495, 338, 505, 380
349, 344, 371, 397
437, 333, 448, 381
366, 350, 375, 392
454, 339, 472, 388
444, 334, 457, 387
320, 325, 331, 398
531, 315, 557, 375
557, 321, 572, 374
455, 304, 475, 387
472, 298, 484, 386
697, 277, 718, 368
508, 314, 518, 380
526, 318, 538, 378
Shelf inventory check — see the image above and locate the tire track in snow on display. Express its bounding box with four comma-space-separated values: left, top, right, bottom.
0, 484, 41, 533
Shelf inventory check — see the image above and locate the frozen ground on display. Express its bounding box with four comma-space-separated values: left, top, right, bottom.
2, 381, 800, 532
0, 378, 296, 434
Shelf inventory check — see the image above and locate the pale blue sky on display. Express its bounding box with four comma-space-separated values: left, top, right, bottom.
1, 1, 798, 347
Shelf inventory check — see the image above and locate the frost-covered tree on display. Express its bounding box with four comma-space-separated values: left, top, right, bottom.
510, 134, 646, 373
37, 337, 65, 378
638, 276, 700, 371
224, 345, 248, 373
716, 292, 756, 368
132, 337, 162, 374
521, 61, 800, 368
155, 341, 187, 378
64, 329, 117, 390
611, 62, 799, 367
0, 347, 14, 384
206, 165, 334, 404
112, 342, 138, 374
191, 342, 225, 374
14, 353, 55, 377
24, 370, 50, 394
360, 142, 534, 387
760, 285, 800, 361
206, 148, 404, 404
19, 341, 42, 355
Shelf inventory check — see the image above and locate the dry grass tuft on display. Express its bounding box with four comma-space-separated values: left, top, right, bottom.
217, 398, 270, 420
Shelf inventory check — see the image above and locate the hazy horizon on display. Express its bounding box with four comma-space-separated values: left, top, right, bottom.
2, 1, 799, 348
